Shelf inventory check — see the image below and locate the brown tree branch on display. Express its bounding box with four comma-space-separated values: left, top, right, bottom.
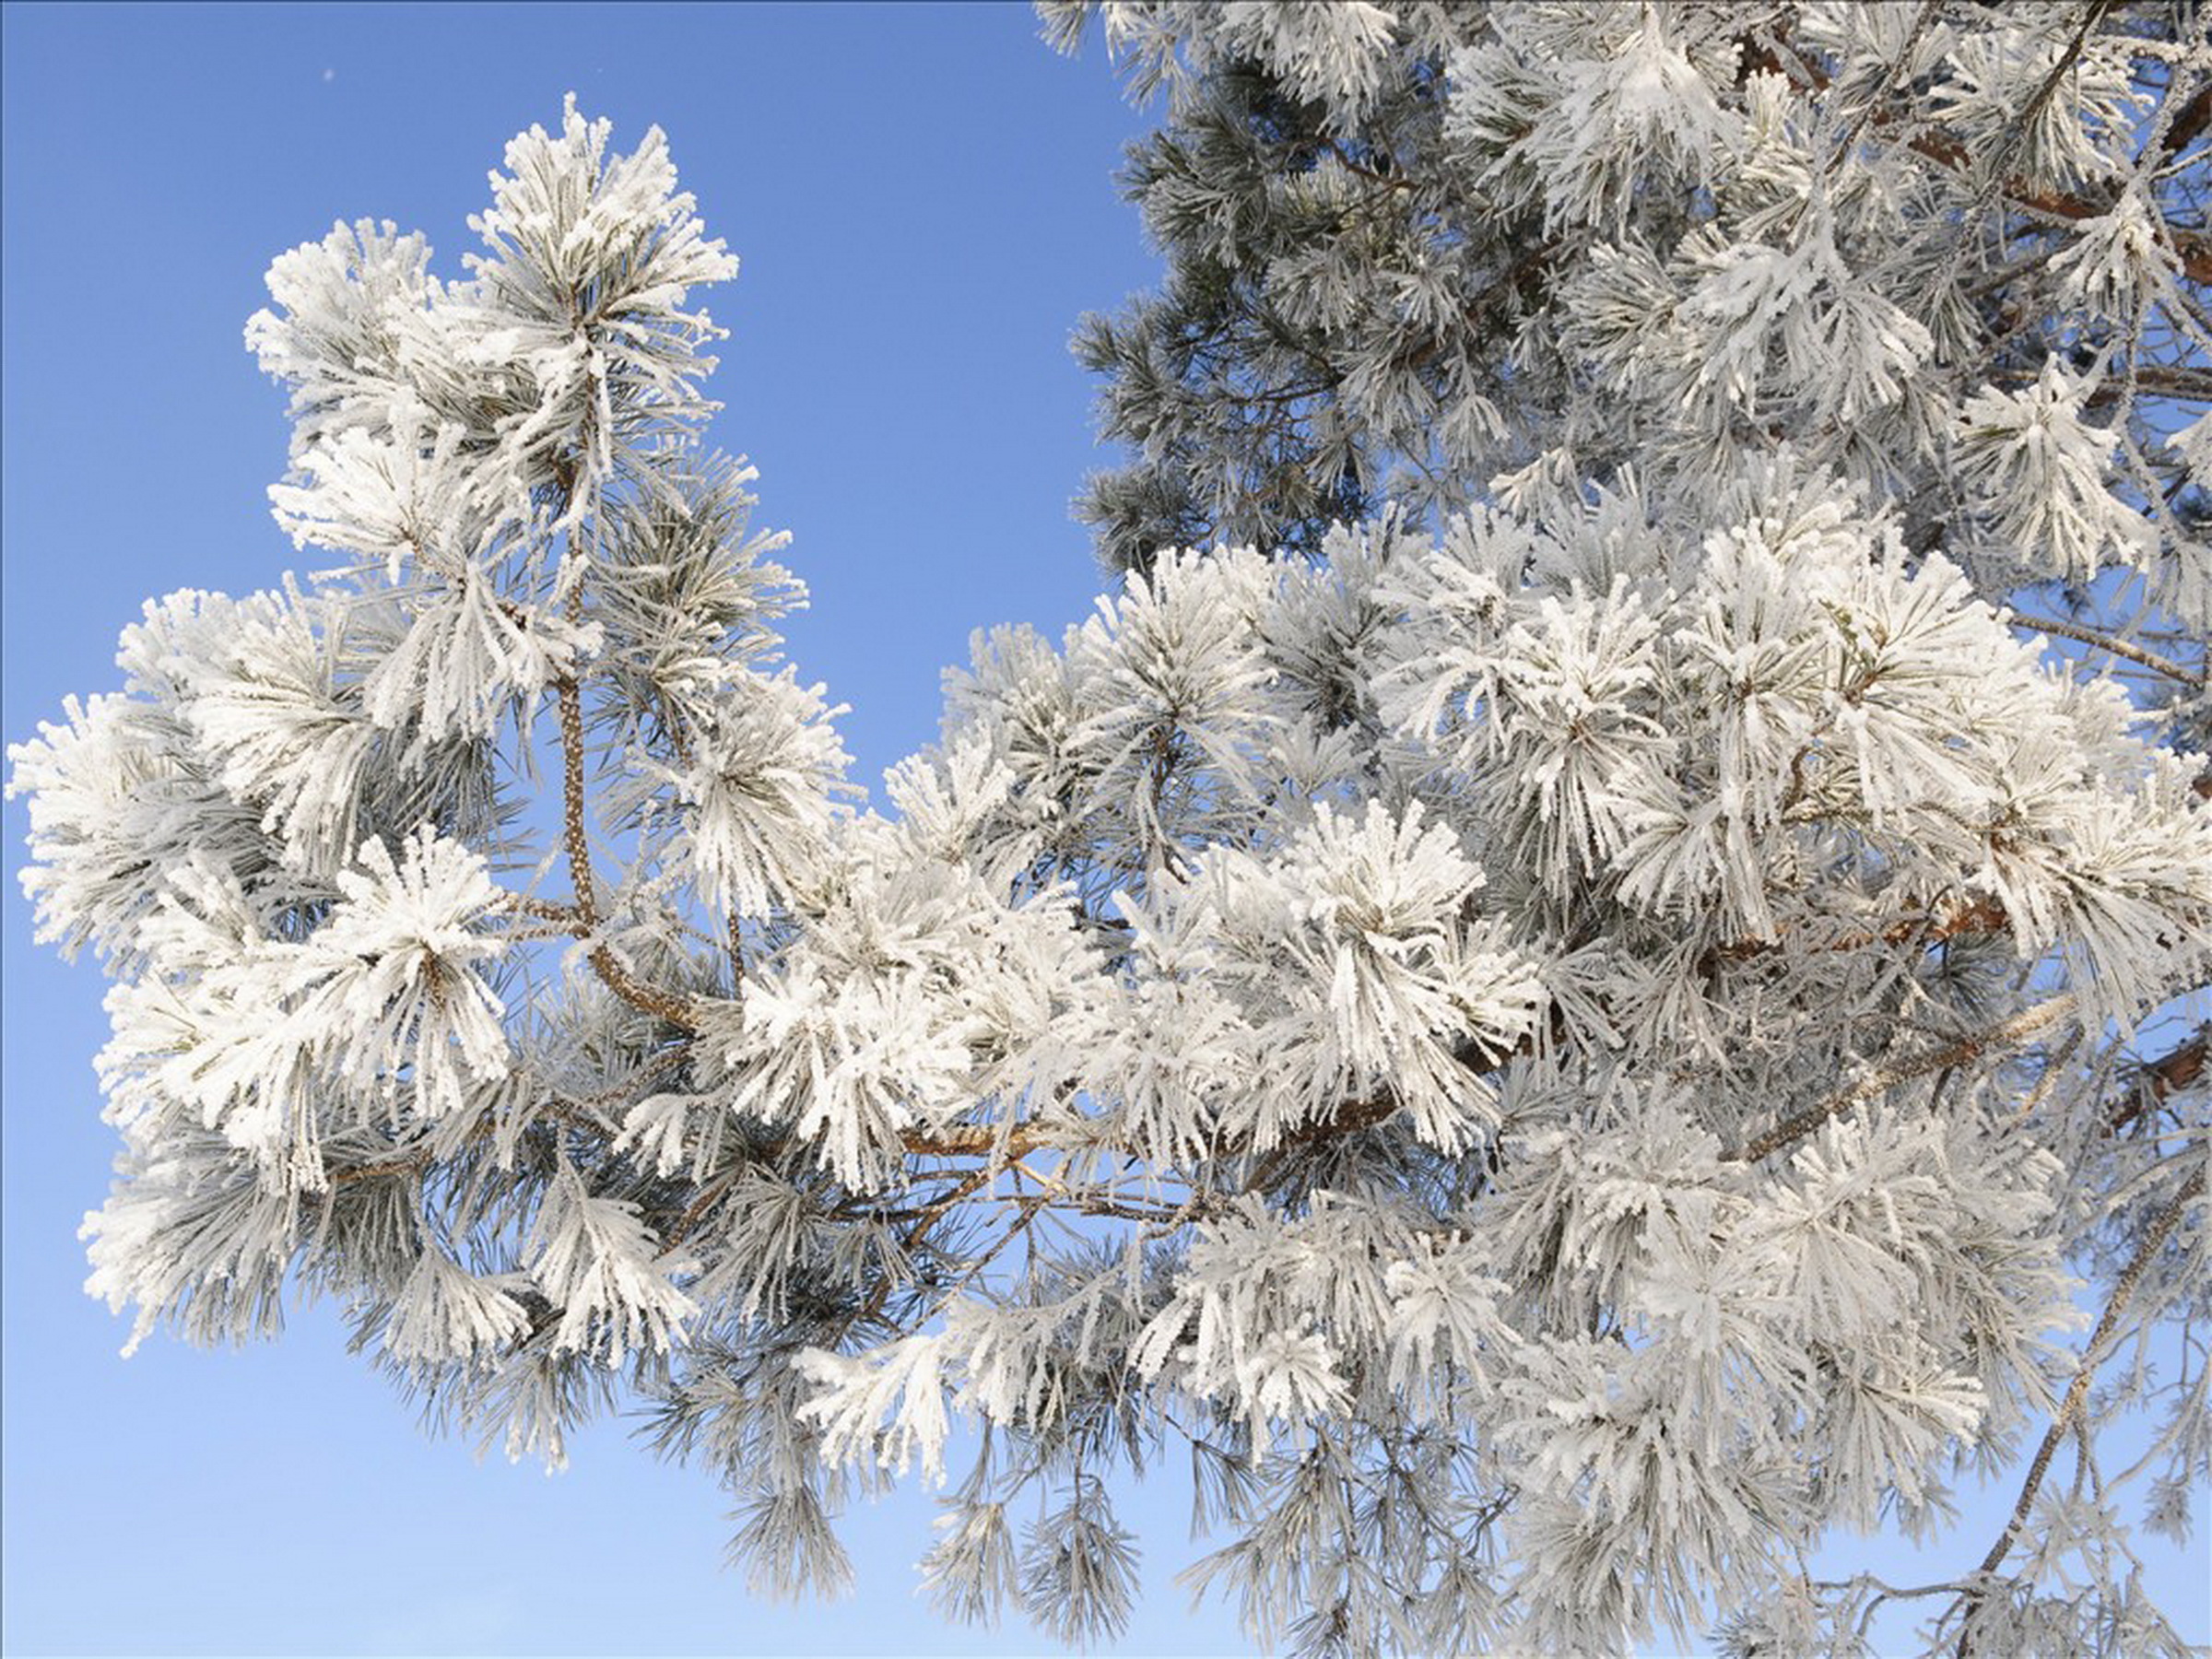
2108, 1029, 2208, 1133
500, 893, 582, 926
542, 458, 700, 1035
2163, 81, 2211, 160
2043, 364, 2212, 407
555, 659, 700, 1030
1750, 14, 2212, 287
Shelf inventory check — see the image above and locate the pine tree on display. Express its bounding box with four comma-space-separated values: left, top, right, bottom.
9, 5, 2211, 1651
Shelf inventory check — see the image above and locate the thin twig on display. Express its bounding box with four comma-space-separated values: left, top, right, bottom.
1959, 1166, 2205, 1624
2010, 613, 2208, 686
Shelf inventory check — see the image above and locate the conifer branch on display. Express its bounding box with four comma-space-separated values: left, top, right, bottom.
546, 458, 700, 1034
1709, 895, 2013, 970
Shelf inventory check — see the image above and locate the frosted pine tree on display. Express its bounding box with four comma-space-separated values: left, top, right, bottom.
9, 8, 2210, 1653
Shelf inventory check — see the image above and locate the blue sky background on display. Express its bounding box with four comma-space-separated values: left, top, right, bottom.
1, 6, 2205, 1657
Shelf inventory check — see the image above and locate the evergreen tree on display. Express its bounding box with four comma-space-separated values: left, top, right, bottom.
9, 5, 2210, 1650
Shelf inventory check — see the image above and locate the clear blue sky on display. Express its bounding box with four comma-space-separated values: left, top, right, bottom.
2, 6, 2205, 1658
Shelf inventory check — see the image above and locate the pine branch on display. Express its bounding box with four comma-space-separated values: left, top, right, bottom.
2041, 365, 2212, 407
500, 893, 583, 926
544, 456, 700, 1034
1958, 1163, 2206, 1641
2163, 79, 2211, 159
556, 659, 699, 1030
1729, 994, 2079, 1163
1756, 8, 2212, 286
325, 1047, 694, 1191
1709, 895, 2013, 970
